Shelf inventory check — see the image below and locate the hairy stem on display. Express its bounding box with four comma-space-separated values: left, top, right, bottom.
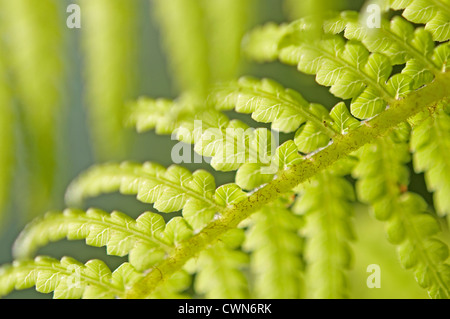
125, 72, 450, 299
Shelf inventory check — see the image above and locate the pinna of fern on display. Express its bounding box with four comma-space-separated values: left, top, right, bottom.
1, 1, 450, 300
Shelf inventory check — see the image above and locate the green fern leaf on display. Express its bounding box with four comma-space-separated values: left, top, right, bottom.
274, 28, 396, 119
65, 162, 235, 230
12, 209, 179, 271
0, 256, 142, 299
186, 229, 249, 298
410, 102, 450, 216
293, 167, 355, 299
353, 124, 450, 298
390, 0, 450, 42
325, 11, 447, 88
387, 193, 450, 299
209, 76, 337, 137
243, 199, 304, 298
242, 22, 291, 62
127, 98, 278, 171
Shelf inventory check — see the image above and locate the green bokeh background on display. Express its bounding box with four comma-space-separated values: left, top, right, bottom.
0, 0, 433, 298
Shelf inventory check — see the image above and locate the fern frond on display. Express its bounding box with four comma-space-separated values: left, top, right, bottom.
12, 208, 192, 272
65, 162, 248, 230
325, 11, 449, 88
187, 229, 249, 298
242, 22, 291, 63
0, 256, 143, 299
389, 193, 450, 299
353, 125, 450, 298
410, 101, 450, 216
80, 0, 138, 160
243, 199, 304, 298
353, 125, 411, 220
280, 36, 397, 119
127, 98, 280, 172
293, 165, 355, 299
243, 14, 445, 119
125, 94, 201, 136
0, 0, 65, 216
209, 76, 337, 137
390, 0, 450, 42
125, 72, 450, 298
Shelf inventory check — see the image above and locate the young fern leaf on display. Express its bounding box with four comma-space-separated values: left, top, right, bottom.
293, 164, 356, 299
410, 101, 450, 216
209, 76, 337, 137
126, 98, 279, 173
0, 256, 143, 299
242, 22, 292, 63
243, 199, 304, 298
353, 125, 450, 298
324, 10, 450, 217
124, 72, 450, 298
390, 0, 450, 42
244, 16, 428, 119
65, 161, 247, 230
12, 208, 192, 271
324, 11, 449, 88
9, 208, 194, 299
207, 76, 361, 190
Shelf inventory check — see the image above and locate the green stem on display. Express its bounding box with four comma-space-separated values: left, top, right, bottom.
125, 72, 450, 299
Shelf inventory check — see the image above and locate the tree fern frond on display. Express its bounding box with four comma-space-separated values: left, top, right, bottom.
293, 165, 355, 299
243, 199, 304, 298
0, 256, 143, 299
410, 101, 450, 216
390, 0, 450, 42
64, 161, 244, 230
353, 125, 450, 298
80, 0, 138, 160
